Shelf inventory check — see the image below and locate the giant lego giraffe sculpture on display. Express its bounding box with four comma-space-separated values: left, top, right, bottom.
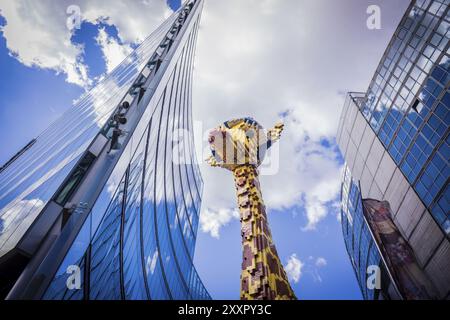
207, 117, 296, 300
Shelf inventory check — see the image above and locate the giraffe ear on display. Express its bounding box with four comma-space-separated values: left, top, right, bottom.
267, 122, 284, 144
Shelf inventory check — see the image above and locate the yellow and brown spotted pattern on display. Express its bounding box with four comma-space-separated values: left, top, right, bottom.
234, 165, 296, 300
207, 118, 296, 300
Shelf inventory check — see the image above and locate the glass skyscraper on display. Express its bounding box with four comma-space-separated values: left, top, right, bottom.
0, 0, 210, 300
337, 0, 449, 299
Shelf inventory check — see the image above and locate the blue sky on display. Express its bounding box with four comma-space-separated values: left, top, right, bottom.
0, 0, 410, 299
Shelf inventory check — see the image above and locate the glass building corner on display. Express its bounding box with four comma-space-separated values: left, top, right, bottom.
337, 0, 449, 300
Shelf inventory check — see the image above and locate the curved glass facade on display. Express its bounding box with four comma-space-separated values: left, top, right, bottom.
0, 8, 178, 257
1, 0, 209, 300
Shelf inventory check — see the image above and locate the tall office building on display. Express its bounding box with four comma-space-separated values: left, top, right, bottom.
0, 0, 210, 299
337, 0, 449, 299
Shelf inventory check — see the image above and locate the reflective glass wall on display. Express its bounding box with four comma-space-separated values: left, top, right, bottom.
340, 166, 397, 300
42, 1, 208, 300
359, 0, 449, 235
0, 6, 178, 257
341, 167, 382, 300
1, 0, 209, 300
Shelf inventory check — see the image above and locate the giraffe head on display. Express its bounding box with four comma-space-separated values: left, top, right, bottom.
206, 117, 284, 171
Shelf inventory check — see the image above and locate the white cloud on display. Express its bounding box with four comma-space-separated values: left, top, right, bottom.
95, 27, 133, 73
193, 0, 403, 236
146, 250, 159, 275
305, 256, 328, 283
0, 0, 90, 87
199, 207, 239, 239
284, 253, 304, 283
0, 198, 45, 250
82, 0, 172, 44
0, 198, 44, 232
0, 0, 170, 87
0, 0, 406, 237
312, 271, 323, 283
315, 257, 327, 268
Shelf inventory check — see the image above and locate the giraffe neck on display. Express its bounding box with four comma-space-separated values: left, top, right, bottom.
232, 165, 296, 300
